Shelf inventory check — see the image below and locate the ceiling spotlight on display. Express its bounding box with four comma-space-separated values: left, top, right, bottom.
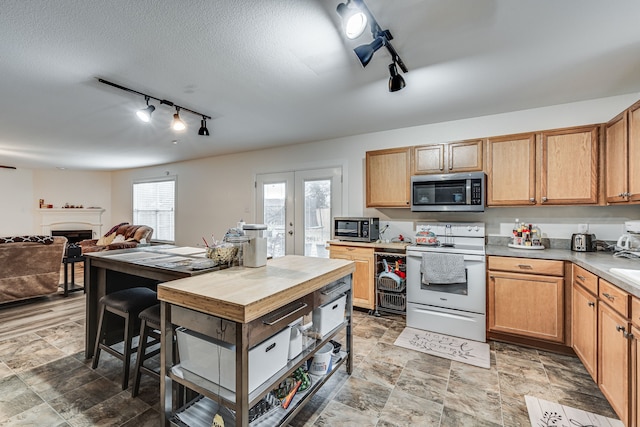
172, 108, 186, 131
136, 96, 155, 122
198, 118, 210, 136
354, 36, 384, 68
388, 63, 405, 92
336, 0, 368, 39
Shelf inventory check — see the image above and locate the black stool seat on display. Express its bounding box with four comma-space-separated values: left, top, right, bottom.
92, 287, 158, 390
99, 287, 158, 313
131, 303, 162, 397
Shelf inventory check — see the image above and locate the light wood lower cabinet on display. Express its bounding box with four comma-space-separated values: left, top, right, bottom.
571, 265, 598, 382
631, 297, 640, 427
329, 245, 375, 310
598, 297, 630, 426
488, 257, 564, 343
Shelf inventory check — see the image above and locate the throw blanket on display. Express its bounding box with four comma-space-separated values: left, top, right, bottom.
0, 235, 54, 245
421, 252, 466, 285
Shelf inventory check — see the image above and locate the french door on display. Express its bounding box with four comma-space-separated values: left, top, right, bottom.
256, 167, 342, 257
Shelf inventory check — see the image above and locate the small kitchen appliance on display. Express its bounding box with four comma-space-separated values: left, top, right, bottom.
242, 224, 268, 267
333, 217, 379, 242
571, 233, 596, 252
616, 221, 640, 252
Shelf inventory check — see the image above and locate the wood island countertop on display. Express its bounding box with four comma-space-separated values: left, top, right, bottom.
157, 255, 355, 324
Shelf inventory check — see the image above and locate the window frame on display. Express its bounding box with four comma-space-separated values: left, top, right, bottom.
132, 176, 177, 244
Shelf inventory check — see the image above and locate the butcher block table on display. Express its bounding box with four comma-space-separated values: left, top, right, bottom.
157, 255, 355, 427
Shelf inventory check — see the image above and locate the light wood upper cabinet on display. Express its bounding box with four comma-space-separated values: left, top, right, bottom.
540, 125, 599, 205
486, 133, 536, 206
604, 99, 640, 205
412, 139, 483, 175
366, 147, 411, 208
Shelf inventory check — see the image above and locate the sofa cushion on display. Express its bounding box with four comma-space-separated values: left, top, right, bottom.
0, 235, 54, 245
96, 232, 116, 246
103, 222, 129, 237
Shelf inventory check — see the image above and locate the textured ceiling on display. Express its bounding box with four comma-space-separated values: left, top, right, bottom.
1, 0, 640, 170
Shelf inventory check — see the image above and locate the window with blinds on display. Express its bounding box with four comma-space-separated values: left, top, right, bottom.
133, 178, 175, 242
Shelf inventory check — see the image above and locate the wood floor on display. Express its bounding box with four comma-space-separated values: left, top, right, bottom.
0, 264, 85, 341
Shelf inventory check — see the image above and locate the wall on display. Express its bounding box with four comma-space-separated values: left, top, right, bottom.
110, 93, 640, 247
0, 169, 112, 236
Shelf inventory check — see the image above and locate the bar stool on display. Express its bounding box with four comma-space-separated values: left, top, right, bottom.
91, 287, 158, 390
131, 303, 161, 397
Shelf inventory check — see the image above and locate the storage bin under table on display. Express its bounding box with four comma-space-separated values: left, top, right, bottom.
312, 293, 347, 338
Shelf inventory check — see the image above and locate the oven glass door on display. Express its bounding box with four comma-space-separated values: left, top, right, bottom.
413, 179, 469, 207
406, 252, 485, 313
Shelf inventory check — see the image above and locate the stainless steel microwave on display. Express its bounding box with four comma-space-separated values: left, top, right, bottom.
333, 217, 379, 242
411, 172, 485, 212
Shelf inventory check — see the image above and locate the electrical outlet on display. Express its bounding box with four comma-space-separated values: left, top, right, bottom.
578, 223, 588, 233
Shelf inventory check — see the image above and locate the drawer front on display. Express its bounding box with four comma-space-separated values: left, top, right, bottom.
488, 256, 564, 276
572, 264, 598, 295
599, 279, 629, 318
329, 244, 374, 257
632, 296, 640, 328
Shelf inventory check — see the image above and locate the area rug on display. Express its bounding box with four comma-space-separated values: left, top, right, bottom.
393, 327, 490, 369
525, 395, 623, 427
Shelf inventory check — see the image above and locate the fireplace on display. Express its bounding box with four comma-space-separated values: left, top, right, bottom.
39, 208, 105, 238
51, 229, 93, 244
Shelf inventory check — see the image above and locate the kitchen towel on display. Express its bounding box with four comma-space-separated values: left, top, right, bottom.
421, 252, 466, 285
525, 395, 623, 427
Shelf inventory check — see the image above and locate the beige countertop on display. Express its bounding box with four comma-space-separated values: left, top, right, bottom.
328, 240, 409, 252
486, 245, 640, 298
157, 255, 355, 324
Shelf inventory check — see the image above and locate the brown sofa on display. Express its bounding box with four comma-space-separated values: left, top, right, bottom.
0, 236, 66, 304
79, 224, 153, 253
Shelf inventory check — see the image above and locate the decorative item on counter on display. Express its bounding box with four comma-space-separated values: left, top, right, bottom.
39, 199, 44, 208
206, 242, 239, 266
415, 229, 438, 245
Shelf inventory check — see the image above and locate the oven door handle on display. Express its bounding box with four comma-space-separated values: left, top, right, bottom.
407, 253, 485, 263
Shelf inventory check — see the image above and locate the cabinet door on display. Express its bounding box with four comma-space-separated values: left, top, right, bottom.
540, 126, 599, 205
629, 101, 640, 202
448, 139, 483, 173
598, 301, 630, 425
605, 111, 629, 204
486, 133, 536, 206
572, 282, 598, 382
413, 144, 445, 174
329, 246, 375, 310
632, 324, 640, 427
366, 148, 411, 207
488, 270, 564, 343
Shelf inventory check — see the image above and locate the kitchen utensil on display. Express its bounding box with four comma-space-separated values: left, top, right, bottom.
571, 233, 596, 252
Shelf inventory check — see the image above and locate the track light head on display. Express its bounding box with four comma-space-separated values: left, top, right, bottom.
172, 108, 186, 131
336, 1, 368, 39
136, 96, 155, 122
388, 63, 406, 92
354, 36, 384, 68
198, 118, 210, 136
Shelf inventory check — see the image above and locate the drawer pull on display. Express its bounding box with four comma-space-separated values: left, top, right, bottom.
517, 264, 533, 269
321, 281, 349, 295
576, 275, 586, 281
616, 325, 626, 333
588, 301, 595, 307
263, 302, 308, 326
602, 292, 615, 301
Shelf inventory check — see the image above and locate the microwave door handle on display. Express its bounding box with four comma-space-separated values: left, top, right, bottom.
466, 180, 472, 204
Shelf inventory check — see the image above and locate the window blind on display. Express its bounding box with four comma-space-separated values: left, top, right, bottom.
133, 178, 175, 242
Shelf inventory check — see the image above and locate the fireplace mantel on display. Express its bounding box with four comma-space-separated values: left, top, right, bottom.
39, 208, 105, 238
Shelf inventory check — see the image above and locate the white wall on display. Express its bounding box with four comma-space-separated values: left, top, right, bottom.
110, 93, 640, 247
0, 169, 112, 236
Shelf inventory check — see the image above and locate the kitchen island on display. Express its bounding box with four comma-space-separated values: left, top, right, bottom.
158, 255, 355, 427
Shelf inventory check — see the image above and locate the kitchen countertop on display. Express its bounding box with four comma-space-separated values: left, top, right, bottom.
328, 240, 410, 252
486, 245, 640, 298
157, 255, 355, 324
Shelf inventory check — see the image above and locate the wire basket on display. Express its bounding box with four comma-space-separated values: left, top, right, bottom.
378, 291, 406, 311
377, 276, 406, 292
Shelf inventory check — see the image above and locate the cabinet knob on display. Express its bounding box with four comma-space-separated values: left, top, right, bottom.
588, 301, 595, 307
529, 198, 535, 203
541, 196, 548, 202
619, 192, 625, 197
616, 325, 626, 333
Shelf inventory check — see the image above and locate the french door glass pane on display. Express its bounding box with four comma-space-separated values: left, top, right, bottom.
263, 182, 286, 258
304, 179, 330, 258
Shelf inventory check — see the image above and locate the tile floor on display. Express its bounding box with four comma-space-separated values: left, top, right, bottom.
0, 300, 619, 426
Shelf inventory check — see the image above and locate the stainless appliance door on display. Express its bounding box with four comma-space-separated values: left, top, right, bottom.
334, 219, 360, 239
406, 251, 486, 314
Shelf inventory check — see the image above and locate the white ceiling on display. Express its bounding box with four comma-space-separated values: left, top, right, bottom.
1, 1, 640, 171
